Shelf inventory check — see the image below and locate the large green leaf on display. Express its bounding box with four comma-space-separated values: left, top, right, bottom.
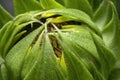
93, 3, 120, 75
54, 24, 116, 79
21, 34, 66, 80
106, 2, 120, 80
91, 33, 116, 79
58, 25, 100, 64
55, 29, 94, 80
14, 0, 42, 15
101, 1, 118, 47
0, 5, 13, 28
94, 0, 120, 64
98, 2, 120, 78
106, 1, 120, 62
53, 18, 115, 79
20, 30, 44, 79
52, 25, 97, 79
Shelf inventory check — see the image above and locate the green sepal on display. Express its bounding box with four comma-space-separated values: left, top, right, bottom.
22, 33, 66, 80
56, 31, 94, 80
5, 26, 43, 80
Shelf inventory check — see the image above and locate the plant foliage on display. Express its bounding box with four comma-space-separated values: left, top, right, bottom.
0, 0, 120, 80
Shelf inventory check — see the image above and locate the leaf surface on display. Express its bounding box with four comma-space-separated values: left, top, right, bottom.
22, 34, 66, 80
5, 27, 43, 80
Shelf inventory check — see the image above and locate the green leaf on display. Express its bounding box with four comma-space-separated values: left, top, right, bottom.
0, 5, 13, 28
56, 31, 94, 80
101, 1, 118, 47
60, 26, 100, 62
64, 0, 93, 17
14, 0, 42, 15
94, 2, 120, 80
40, 0, 64, 9
21, 34, 66, 80
105, 2, 120, 80
21, 30, 44, 79
5, 26, 43, 80
91, 33, 116, 79
94, 3, 120, 79
54, 25, 111, 79
106, 1, 120, 61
